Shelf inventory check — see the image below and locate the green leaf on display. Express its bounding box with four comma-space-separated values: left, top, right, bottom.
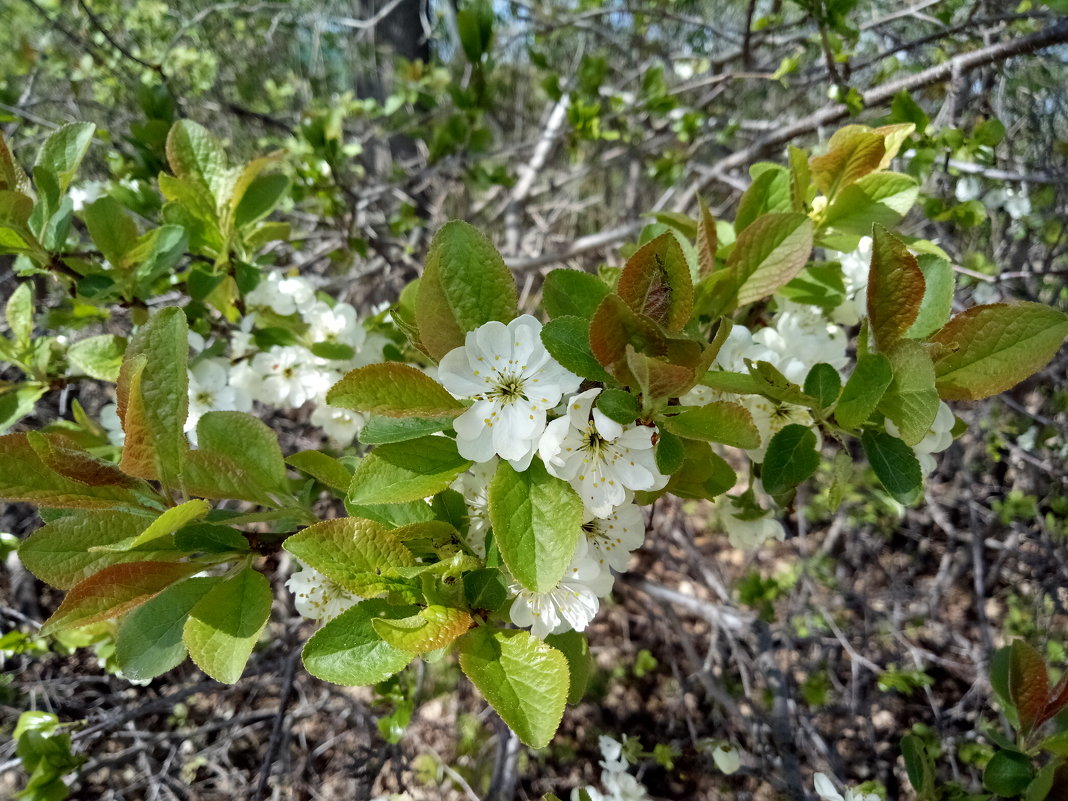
761, 424, 820, 493
540, 316, 613, 383
616, 233, 694, 332
542, 270, 610, 320
804, 363, 842, 408
18, 510, 179, 589
1009, 640, 1050, 736
117, 308, 189, 485
463, 568, 510, 612
326, 363, 466, 418
234, 173, 288, 229
836, 353, 893, 429
183, 567, 272, 684
0, 432, 147, 510
67, 335, 127, 381
983, 750, 1034, 797
867, 225, 925, 351
372, 605, 473, 653
861, 430, 923, 504
488, 459, 583, 593
180, 450, 278, 506
115, 577, 218, 680
348, 436, 470, 505
126, 499, 211, 549
0, 383, 47, 435
810, 126, 885, 198
735, 165, 791, 232
822, 172, 919, 236
415, 221, 518, 360
665, 439, 736, 501
877, 341, 939, 446
302, 599, 418, 685
655, 429, 685, 475
195, 411, 288, 496
166, 120, 232, 203
41, 561, 197, 636
731, 213, 815, 306
5, 281, 32, 344
283, 517, 415, 596
172, 524, 249, 553
35, 122, 95, 193
285, 450, 352, 492
928, 302, 1068, 401
905, 254, 954, 339
900, 734, 937, 801
358, 415, 453, 444
595, 389, 640, 425
82, 197, 139, 269
129, 225, 188, 293
663, 402, 760, 449
458, 626, 569, 748
546, 630, 592, 705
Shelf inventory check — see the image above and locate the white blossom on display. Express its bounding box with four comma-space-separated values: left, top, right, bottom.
741, 395, 818, 462
249, 345, 330, 407
246, 272, 316, 317
185, 358, 252, 442
310, 401, 365, 447
305, 300, 366, 353
719, 500, 786, 551
540, 388, 667, 518
508, 538, 613, 639
437, 315, 581, 470
583, 503, 646, 572
832, 236, 872, 326
755, 300, 849, 383
286, 563, 360, 621
712, 743, 742, 775
99, 402, 125, 446
451, 458, 498, 558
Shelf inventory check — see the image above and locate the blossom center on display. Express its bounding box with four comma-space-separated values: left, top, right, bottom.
487, 373, 526, 403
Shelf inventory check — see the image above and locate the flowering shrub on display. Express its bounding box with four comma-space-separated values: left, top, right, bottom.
2, 118, 1067, 795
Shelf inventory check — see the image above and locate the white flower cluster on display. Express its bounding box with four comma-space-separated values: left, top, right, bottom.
439, 315, 667, 639
572, 735, 652, 801
285, 562, 360, 621
101, 271, 385, 449
887, 400, 955, 477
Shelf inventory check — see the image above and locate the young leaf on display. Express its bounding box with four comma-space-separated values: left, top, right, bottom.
695, 198, 718, 277
1009, 640, 1050, 737
125, 499, 211, 549
542, 269, 610, 320
616, 233, 693, 332
867, 225, 925, 351
735, 165, 791, 232
928, 303, 1068, 401
0, 433, 146, 510
67, 334, 127, 381
372, 605, 473, 653
35, 122, 95, 192
286, 450, 353, 492
115, 577, 218, 681
348, 436, 471, 505
488, 459, 583, 593
877, 340, 939, 446
326, 363, 466, 418
731, 213, 814, 306
183, 567, 272, 684
588, 294, 667, 374
861, 430, 922, 504
0, 133, 31, 193
905, 255, 954, 339
302, 599, 419, 685
415, 221, 518, 360
663, 402, 760, 449
283, 517, 415, 595
5, 282, 32, 344
26, 431, 141, 489
822, 172, 920, 236
809, 126, 885, 198
195, 411, 288, 496
82, 197, 139, 269
761, 424, 820, 493
166, 120, 233, 203
40, 561, 197, 636
18, 510, 177, 589
117, 307, 189, 485
458, 626, 569, 748
625, 348, 695, 401
835, 353, 893, 430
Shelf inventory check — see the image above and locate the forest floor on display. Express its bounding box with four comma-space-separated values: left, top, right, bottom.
1, 354, 1066, 801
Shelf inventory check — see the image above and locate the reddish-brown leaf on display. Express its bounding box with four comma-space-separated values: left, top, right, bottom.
1009, 639, 1050, 736
867, 225, 925, 351
695, 198, 718, 278
616, 233, 693, 332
